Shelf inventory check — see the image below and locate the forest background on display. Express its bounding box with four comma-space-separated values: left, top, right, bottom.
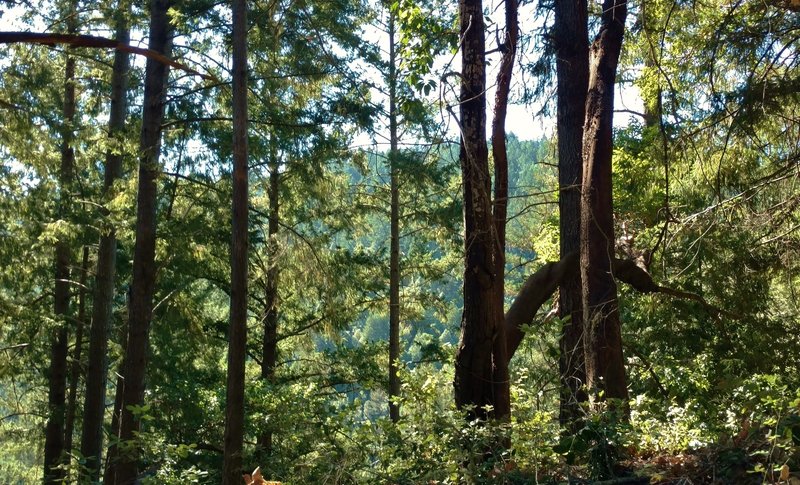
0, 0, 798, 483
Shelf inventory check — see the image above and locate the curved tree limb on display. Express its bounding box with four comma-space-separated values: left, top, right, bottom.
0, 31, 217, 81
506, 252, 579, 358
612, 258, 738, 319
505, 252, 736, 362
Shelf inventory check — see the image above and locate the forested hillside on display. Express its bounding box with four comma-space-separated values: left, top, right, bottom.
0, 0, 798, 483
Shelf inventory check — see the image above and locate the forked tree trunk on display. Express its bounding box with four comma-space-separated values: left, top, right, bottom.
454, 0, 509, 423
43, 8, 77, 480
387, 9, 401, 424
553, 0, 590, 428
580, 0, 629, 404
81, 3, 130, 479
222, 0, 249, 479
107, 0, 171, 482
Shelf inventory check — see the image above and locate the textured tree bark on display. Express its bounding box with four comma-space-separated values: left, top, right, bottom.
43, 8, 77, 480
109, 0, 171, 482
64, 246, 90, 463
580, 0, 629, 404
222, 0, 249, 480
454, 0, 509, 423
258, 139, 279, 456
81, 5, 130, 479
553, 0, 590, 428
387, 10, 402, 424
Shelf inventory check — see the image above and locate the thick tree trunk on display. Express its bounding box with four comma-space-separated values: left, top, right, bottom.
43, 10, 77, 479
222, 0, 249, 480
109, 1, 171, 482
553, 0, 590, 427
64, 246, 90, 463
387, 10, 401, 424
454, 0, 509, 423
258, 139, 279, 456
580, 0, 629, 404
81, 5, 130, 479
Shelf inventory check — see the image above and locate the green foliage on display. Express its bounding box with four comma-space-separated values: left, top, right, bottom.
554, 403, 630, 481
390, 0, 456, 94
0, 0, 798, 481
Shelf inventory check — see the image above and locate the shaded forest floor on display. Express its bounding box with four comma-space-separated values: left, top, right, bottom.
506, 442, 800, 484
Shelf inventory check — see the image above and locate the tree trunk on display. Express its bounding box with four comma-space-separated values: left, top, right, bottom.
258, 138, 279, 456
43, 8, 77, 479
102, 319, 127, 484
580, 0, 629, 405
222, 0, 249, 480
487, 0, 518, 431
108, 0, 171, 481
454, 0, 509, 423
491, 0, 518, 297
64, 246, 90, 464
81, 4, 130, 478
554, 0, 590, 428
387, 9, 401, 424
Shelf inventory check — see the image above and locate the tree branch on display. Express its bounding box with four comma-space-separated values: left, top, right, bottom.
0, 31, 217, 81
506, 252, 737, 361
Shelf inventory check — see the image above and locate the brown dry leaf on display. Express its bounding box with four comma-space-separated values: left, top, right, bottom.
781, 464, 790, 481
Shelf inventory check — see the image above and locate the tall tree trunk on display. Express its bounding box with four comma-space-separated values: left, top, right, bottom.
489, 0, 518, 418
64, 246, 90, 464
43, 7, 77, 480
81, 4, 130, 479
387, 9, 401, 424
580, 0, 629, 405
108, 1, 171, 482
258, 138, 279, 456
491, 0, 517, 286
553, 0, 590, 428
491, 0, 518, 292
454, 0, 509, 423
222, 0, 249, 480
